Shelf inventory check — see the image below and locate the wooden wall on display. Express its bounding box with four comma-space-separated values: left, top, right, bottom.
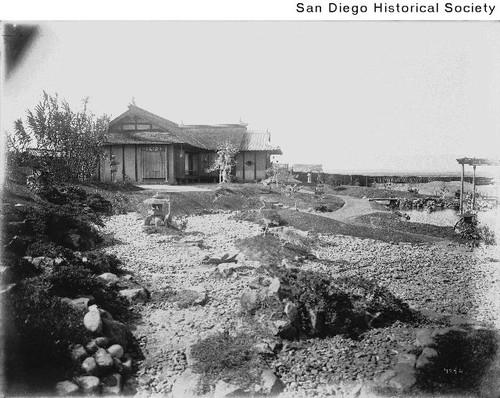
99, 145, 271, 184
235, 151, 269, 182
100, 144, 170, 183
124, 146, 136, 181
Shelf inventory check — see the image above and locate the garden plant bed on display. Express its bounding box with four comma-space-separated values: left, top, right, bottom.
354, 212, 459, 241
2, 181, 499, 397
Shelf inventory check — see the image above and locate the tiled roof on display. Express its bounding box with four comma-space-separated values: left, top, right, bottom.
241, 132, 282, 153
179, 125, 246, 150
106, 105, 282, 154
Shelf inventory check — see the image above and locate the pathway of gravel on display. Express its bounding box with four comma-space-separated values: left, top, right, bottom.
102, 211, 500, 397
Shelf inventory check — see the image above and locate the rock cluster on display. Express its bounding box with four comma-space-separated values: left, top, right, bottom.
55, 300, 135, 395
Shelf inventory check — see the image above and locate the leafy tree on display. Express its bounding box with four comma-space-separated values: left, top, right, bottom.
206, 142, 239, 183
7, 91, 110, 183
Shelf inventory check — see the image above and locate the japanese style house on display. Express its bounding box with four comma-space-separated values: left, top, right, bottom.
99, 105, 282, 184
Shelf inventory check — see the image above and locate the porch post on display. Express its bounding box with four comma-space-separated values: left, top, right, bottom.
242, 152, 245, 181
135, 145, 138, 181
165, 146, 168, 182
472, 164, 476, 210
254, 152, 257, 181
460, 163, 465, 213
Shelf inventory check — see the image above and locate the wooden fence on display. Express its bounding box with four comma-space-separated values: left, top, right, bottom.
292, 172, 493, 187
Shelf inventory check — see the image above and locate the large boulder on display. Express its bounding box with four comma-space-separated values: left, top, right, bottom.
308, 308, 326, 335
260, 369, 285, 395
82, 357, 98, 375
55, 381, 80, 396
98, 272, 120, 285
172, 287, 208, 308
240, 288, 259, 314
75, 376, 101, 395
64, 297, 91, 313
185, 342, 200, 367
389, 370, 417, 392
284, 301, 300, 327
94, 348, 114, 373
94, 336, 111, 348
119, 288, 149, 304
83, 308, 102, 333
70, 344, 89, 362
172, 369, 204, 398
272, 320, 298, 340
213, 380, 245, 397
415, 328, 436, 348
416, 347, 438, 370
107, 344, 124, 359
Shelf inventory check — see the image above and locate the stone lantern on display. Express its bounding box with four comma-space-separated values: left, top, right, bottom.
143, 194, 171, 226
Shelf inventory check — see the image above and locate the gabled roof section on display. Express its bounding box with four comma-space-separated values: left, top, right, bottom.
109, 104, 179, 131
107, 105, 205, 147
105, 105, 282, 154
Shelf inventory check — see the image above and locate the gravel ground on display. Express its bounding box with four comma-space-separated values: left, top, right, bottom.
102, 211, 500, 397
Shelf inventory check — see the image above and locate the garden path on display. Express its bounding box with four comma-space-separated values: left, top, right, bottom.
322, 194, 381, 222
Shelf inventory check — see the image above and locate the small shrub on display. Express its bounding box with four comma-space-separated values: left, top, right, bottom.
37, 186, 69, 205
9, 256, 43, 280
268, 269, 417, 338
111, 191, 133, 214
191, 331, 265, 392
83, 252, 122, 274
23, 204, 103, 250
476, 224, 496, 245
42, 265, 128, 319
276, 269, 354, 336
86, 193, 113, 215
314, 204, 333, 212
262, 209, 285, 226
456, 220, 496, 247
25, 241, 73, 258
59, 186, 88, 202
335, 276, 416, 327
173, 215, 189, 230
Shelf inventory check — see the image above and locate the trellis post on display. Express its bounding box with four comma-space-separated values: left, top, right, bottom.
472, 165, 476, 210
460, 163, 464, 213
457, 157, 499, 214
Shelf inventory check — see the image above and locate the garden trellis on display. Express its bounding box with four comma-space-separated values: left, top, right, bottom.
456, 157, 499, 213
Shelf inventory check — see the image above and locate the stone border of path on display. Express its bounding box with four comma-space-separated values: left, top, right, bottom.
137, 185, 212, 192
